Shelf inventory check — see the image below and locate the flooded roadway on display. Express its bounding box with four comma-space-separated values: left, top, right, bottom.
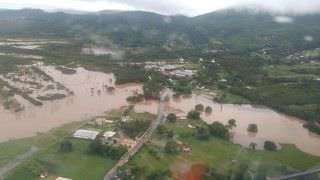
0, 65, 319, 156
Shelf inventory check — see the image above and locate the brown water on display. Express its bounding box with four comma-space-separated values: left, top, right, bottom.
0, 66, 320, 156
0, 65, 144, 141
165, 94, 320, 156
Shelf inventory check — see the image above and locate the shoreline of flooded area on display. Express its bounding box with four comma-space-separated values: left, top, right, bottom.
0, 65, 320, 156
164, 94, 320, 156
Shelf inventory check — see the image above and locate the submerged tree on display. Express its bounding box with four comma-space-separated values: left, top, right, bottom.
247, 123, 258, 133
264, 141, 277, 151
249, 142, 257, 150
195, 104, 204, 112
205, 106, 213, 113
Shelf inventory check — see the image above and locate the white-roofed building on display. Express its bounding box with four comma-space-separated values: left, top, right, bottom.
73, 129, 100, 140
103, 131, 116, 139
56, 177, 72, 180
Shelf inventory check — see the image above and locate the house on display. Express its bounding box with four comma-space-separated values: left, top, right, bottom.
56, 177, 72, 180
182, 145, 191, 153
103, 131, 116, 139
95, 118, 113, 126
73, 129, 100, 140
170, 70, 194, 78
118, 138, 137, 149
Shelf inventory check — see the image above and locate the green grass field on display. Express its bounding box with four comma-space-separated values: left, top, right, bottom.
125, 121, 320, 179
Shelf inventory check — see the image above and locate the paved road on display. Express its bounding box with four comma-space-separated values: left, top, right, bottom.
104, 90, 168, 180
268, 168, 320, 180
0, 146, 39, 179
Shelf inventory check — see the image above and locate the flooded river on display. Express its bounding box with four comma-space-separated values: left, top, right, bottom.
0, 66, 319, 156
0, 65, 143, 141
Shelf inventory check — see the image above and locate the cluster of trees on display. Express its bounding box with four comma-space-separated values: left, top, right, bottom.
157, 125, 174, 138
87, 139, 127, 160
119, 119, 151, 138
126, 94, 144, 103
172, 79, 192, 95
164, 141, 180, 154
114, 65, 147, 85
303, 122, 320, 135
194, 121, 230, 140
143, 72, 167, 99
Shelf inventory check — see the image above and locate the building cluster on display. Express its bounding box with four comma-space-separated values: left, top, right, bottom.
72, 117, 137, 149
144, 61, 196, 78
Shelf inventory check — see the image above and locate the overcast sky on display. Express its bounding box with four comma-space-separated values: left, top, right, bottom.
0, 0, 320, 16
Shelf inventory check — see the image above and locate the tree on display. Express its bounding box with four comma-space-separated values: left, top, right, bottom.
87, 138, 104, 154
249, 142, 257, 150
164, 141, 179, 154
228, 119, 237, 128
167, 130, 174, 138
205, 106, 213, 113
167, 113, 177, 123
60, 140, 73, 152
120, 119, 151, 138
108, 146, 127, 160
247, 123, 258, 133
187, 110, 201, 120
157, 125, 168, 134
209, 122, 229, 139
195, 126, 211, 140
264, 141, 277, 151
195, 104, 204, 111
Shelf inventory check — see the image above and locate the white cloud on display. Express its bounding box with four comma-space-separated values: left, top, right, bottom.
0, 0, 320, 16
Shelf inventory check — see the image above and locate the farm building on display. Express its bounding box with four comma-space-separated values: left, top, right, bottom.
103, 131, 116, 139
73, 129, 100, 140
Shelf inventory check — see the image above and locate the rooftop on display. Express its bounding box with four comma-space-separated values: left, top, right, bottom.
73, 129, 100, 140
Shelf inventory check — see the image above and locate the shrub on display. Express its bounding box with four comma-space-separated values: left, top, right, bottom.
164, 141, 179, 154
167, 113, 177, 123
264, 141, 277, 151
228, 119, 237, 128
60, 140, 73, 152
205, 106, 213, 113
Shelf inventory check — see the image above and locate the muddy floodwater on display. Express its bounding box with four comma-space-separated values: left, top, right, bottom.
134, 93, 320, 156
0, 65, 144, 141
0, 66, 320, 156
164, 94, 320, 156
